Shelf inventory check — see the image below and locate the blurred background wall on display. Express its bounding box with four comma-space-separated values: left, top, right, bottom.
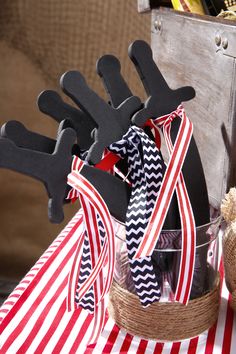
0, 0, 150, 296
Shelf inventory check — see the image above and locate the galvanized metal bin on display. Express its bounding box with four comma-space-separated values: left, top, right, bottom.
138, 3, 236, 203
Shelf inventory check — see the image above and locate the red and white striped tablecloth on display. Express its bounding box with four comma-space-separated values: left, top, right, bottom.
0, 211, 235, 353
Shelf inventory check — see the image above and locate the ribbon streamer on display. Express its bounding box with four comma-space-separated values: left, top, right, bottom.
66, 156, 115, 343
134, 105, 196, 305
109, 126, 164, 307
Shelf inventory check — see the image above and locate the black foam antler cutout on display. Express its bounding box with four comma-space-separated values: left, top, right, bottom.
97, 52, 181, 230
1, 120, 56, 153
128, 40, 195, 126
61, 70, 142, 164
1, 120, 81, 157
96, 54, 133, 108
0, 128, 76, 223
37, 90, 96, 151
96, 54, 134, 176
0, 121, 132, 222
129, 40, 209, 226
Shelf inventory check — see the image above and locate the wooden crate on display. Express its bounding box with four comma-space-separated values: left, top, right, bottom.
138, 3, 236, 204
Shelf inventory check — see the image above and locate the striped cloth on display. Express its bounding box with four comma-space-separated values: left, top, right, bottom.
135, 105, 196, 305
0, 222, 235, 353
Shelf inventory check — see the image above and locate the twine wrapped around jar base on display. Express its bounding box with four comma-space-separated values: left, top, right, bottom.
108, 275, 220, 341
223, 222, 236, 311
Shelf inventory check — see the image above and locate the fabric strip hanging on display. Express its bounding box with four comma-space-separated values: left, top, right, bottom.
134, 105, 196, 305
109, 126, 164, 307
66, 155, 115, 344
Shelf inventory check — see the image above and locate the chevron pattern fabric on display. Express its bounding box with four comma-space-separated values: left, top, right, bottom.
75, 232, 94, 312
75, 216, 106, 313
109, 126, 164, 307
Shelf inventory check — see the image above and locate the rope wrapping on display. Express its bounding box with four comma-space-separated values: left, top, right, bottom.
109, 275, 220, 341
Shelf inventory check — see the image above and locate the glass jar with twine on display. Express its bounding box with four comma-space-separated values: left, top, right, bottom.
109, 200, 222, 341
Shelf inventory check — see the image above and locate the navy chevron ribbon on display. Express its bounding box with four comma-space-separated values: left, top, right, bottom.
76, 232, 95, 312
109, 126, 164, 307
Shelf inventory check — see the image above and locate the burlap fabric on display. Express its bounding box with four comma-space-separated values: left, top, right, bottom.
0, 1, 150, 281
221, 188, 236, 310
223, 223, 236, 310
0, 0, 150, 99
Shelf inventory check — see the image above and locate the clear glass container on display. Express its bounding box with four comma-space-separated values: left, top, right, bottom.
114, 202, 222, 302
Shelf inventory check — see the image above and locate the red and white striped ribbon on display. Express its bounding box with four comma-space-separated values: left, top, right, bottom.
66, 155, 84, 201
66, 151, 122, 202
144, 119, 162, 150
66, 156, 115, 343
134, 105, 196, 304
78, 196, 106, 344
